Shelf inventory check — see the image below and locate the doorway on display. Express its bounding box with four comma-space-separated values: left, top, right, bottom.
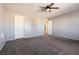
44, 19, 48, 37
44, 19, 52, 37
15, 14, 24, 39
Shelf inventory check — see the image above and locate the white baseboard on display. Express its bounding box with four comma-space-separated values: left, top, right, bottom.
52, 35, 79, 40
25, 35, 44, 38
0, 41, 6, 51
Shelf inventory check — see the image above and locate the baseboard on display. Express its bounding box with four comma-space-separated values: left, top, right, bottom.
0, 41, 6, 51
52, 35, 79, 40
24, 35, 44, 39
6, 38, 15, 41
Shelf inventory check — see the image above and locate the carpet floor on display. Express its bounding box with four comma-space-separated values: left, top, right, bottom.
0, 35, 79, 55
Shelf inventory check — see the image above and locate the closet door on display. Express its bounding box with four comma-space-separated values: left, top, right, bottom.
15, 14, 24, 39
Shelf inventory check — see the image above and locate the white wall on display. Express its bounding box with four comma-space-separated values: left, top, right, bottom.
5, 8, 45, 40
0, 4, 6, 50
5, 9, 15, 41
52, 11, 79, 40
24, 17, 44, 38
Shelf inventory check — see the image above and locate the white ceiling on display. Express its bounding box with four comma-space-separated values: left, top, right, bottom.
4, 3, 79, 19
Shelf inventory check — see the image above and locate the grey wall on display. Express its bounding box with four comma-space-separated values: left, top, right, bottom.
0, 4, 6, 49
52, 11, 79, 40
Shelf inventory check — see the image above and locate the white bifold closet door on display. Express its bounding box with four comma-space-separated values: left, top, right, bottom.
15, 14, 24, 39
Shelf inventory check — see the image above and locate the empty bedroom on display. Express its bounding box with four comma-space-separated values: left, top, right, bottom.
0, 3, 79, 55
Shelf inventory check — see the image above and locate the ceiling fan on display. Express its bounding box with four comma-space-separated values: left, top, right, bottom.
39, 3, 59, 13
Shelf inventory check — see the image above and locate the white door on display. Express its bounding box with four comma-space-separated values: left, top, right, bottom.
15, 14, 24, 39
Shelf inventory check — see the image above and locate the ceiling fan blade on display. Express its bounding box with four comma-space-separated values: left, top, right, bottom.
50, 3, 54, 6
40, 8, 47, 12
39, 6, 47, 12
40, 10, 47, 12
40, 6, 45, 8
50, 7, 59, 9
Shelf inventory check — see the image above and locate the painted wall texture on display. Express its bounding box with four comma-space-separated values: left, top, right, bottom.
5, 10, 15, 41
0, 4, 6, 49
52, 11, 79, 40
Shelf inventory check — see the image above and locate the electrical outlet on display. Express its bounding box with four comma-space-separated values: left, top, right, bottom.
0, 33, 4, 38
